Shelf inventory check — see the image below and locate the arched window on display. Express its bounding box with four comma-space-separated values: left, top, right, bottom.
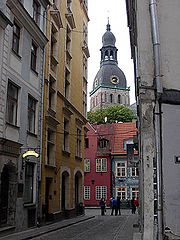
110, 94, 113, 103
118, 94, 121, 103
110, 50, 113, 60
105, 50, 108, 60
105, 92, 107, 102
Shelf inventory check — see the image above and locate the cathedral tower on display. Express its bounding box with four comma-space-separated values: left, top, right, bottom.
90, 22, 130, 111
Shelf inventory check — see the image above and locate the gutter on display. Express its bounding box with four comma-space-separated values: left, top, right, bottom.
37, 9, 48, 224
149, 1, 163, 239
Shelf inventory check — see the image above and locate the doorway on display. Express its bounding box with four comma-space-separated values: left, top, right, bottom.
45, 177, 52, 219
0, 166, 9, 225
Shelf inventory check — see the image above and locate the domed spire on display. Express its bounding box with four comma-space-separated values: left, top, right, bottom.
106, 18, 111, 31
102, 21, 116, 47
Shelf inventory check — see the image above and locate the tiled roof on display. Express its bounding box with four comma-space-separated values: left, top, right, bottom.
91, 122, 138, 155
112, 122, 138, 154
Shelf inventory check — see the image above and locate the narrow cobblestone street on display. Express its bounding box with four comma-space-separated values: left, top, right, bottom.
33, 209, 138, 240
0, 209, 139, 240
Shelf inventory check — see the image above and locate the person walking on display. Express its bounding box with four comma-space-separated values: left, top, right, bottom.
99, 197, 106, 215
131, 197, 136, 214
134, 198, 139, 208
111, 197, 117, 215
117, 196, 121, 215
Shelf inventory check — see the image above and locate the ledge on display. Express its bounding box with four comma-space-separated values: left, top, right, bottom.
62, 150, 71, 157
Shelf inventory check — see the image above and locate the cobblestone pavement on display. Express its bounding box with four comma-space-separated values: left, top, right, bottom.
0, 209, 139, 240
34, 209, 138, 240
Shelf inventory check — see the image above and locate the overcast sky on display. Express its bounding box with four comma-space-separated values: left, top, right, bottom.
87, 0, 135, 110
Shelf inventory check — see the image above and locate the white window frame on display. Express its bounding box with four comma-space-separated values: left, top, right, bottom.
116, 187, 127, 200
84, 186, 90, 200
84, 158, 90, 172
96, 158, 107, 172
130, 186, 139, 199
130, 167, 139, 177
95, 186, 107, 200
116, 161, 127, 177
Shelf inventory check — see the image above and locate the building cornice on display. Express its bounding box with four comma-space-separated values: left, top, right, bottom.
7, 0, 48, 48
0, 10, 13, 29
90, 84, 130, 96
50, 10, 63, 29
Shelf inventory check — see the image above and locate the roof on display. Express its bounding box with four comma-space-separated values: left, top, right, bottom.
88, 122, 138, 156
112, 122, 138, 155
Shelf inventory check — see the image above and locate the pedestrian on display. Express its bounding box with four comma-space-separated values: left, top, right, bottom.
111, 197, 117, 215
99, 197, 106, 215
131, 197, 136, 214
117, 196, 121, 215
109, 197, 113, 209
134, 197, 139, 208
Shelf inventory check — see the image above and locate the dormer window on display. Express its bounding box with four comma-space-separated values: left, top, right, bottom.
98, 138, 109, 148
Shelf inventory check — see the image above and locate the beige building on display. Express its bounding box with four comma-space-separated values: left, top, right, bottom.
41, 0, 89, 221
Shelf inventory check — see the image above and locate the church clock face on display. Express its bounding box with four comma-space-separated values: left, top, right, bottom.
110, 75, 119, 84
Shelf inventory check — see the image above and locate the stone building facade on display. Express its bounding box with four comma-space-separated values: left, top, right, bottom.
0, 0, 49, 231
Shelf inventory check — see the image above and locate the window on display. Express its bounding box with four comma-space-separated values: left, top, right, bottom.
118, 94, 121, 104
116, 162, 127, 177
96, 158, 107, 172
84, 158, 90, 172
47, 129, 55, 165
84, 186, 90, 200
28, 95, 36, 133
110, 94, 113, 103
24, 163, 34, 203
96, 186, 107, 200
105, 50, 108, 60
67, 0, 72, 10
6, 82, 18, 125
63, 118, 70, 152
76, 127, 82, 157
116, 187, 127, 200
33, 0, 39, 24
31, 42, 37, 72
12, 22, 20, 54
130, 187, 139, 199
48, 76, 56, 110
83, 21, 88, 44
131, 167, 139, 177
98, 138, 108, 148
85, 138, 89, 148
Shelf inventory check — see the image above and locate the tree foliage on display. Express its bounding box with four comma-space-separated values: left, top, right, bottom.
87, 105, 135, 124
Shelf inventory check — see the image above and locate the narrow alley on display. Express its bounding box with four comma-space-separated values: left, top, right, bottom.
0, 209, 139, 240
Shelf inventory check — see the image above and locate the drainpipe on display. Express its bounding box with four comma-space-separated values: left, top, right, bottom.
37, 9, 48, 224
149, 1, 163, 239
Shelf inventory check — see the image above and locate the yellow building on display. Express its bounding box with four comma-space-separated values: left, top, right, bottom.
41, 0, 89, 221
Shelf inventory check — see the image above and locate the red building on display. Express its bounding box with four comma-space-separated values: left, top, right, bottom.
84, 122, 138, 207
84, 123, 112, 206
